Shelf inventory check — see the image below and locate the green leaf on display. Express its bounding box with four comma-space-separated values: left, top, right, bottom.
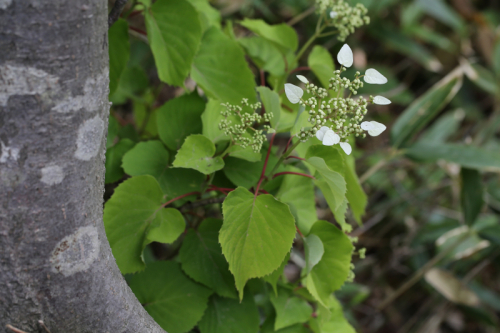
185, 0, 221, 31
122, 140, 169, 179
121, 140, 205, 200
465, 63, 499, 95
391, 68, 463, 148
173, 134, 224, 174
263, 253, 290, 296
220, 187, 296, 299
192, 27, 257, 104
240, 19, 298, 52
304, 221, 353, 307
145, 0, 202, 86
306, 157, 346, 211
108, 19, 130, 96
134, 100, 158, 137
223, 152, 279, 189
157, 92, 206, 150
129, 261, 212, 333
226, 145, 262, 162
304, 234, 324, 275
308, 45, 335, 89
276, 166, 317, 235
262, 314, 310, 333
461, 168, 484, 226
344, 154, 367, 224
179, 218, 238, 299
110, 66, 149, 105
199, 294, 260, 333
332, 198, 350, 233
311, 296, 356, 333
146, 208, 185, 244
417, 110, 463, 144
104, 176, 185, 273
257, 86, 281, 129
305, 145, 345, 177
405, 143, 500, 171
271, 288, 313, 330
105, 139, 135, 184
238, 37, 287, 76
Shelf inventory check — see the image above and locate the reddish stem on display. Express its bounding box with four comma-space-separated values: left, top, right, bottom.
273, 171, 315, 180
284, 136, 294, 153
260, 69, 265, 86
286, 155, 305, 161
254, 133, 276, 197
281, 104, 294, 113
161, 191, 200, 208
290, 66, 311, 74
296, 225, 304, 238
129, 26, 147, 35
128, 10, 143, 18
259, 189, 270, 195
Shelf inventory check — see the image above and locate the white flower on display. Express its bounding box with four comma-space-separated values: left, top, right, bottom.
364, 68, 387, 84
330, 11, 338, 18
337, 44, 353, 68
316, 126, 340, 146
284, 83, 303, 104
296, 75, 308, 84
373, 96, 391, 105
339, 142, 352, 155
360, 121, 386, 136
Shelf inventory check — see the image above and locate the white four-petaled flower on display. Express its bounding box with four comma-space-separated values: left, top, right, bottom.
364, 68, 387, 84
360, 121, 386, 136
284, 83, 303, 104
337, 44, 353, 68
315, 126, 352, 155
296, 75, 309, 84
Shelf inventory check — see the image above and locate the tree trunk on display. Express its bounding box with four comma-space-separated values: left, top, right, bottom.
0, 1, 165, 332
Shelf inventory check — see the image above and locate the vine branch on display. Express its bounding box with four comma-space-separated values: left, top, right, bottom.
108, 0, 128, 28
255, 133, 276, 197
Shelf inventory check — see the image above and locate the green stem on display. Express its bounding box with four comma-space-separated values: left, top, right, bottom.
269, 140, 302, 177
293, 26, 326, 66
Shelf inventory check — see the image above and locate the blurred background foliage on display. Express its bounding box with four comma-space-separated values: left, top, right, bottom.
108, 0, 500, 332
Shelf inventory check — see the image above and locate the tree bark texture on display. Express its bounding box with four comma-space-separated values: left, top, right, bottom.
0, 1, 165, 332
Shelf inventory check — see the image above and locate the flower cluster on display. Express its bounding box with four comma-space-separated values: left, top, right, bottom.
317, 0, 370, 41
219, 99, 273, 153
285, 44, 389, 155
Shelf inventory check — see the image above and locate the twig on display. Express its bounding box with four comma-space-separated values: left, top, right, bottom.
108, 0, 128, 28
287, 6, 316, 26
180, 197, 225, 211
286, 155, 305, 161
273, 171, 315, 180
161, 191, 200, 208
38, 321, 52, 333
6, 325, 27, 333
289, 66, 311, 74
255, 133, 276, 197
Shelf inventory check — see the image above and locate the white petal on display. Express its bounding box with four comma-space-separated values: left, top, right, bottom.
360, 121, 374, 131
373, 96, 391, 105
367, 121, 386, 136
315, 126, 330, 141
284, 83, 304, 104
296, 75, 308, 84
329, 11, 338, 18
340, 142, 352, 155
337, 44, 353, 68
364, 68, 388, 84
322, 130, 340, 146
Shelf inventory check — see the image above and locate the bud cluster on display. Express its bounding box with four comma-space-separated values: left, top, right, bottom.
297, 75, 371, 143
219, 99, 274, 153
317, 0, 370, 41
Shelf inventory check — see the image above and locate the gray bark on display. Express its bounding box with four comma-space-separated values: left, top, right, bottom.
0, 1, 165, 332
